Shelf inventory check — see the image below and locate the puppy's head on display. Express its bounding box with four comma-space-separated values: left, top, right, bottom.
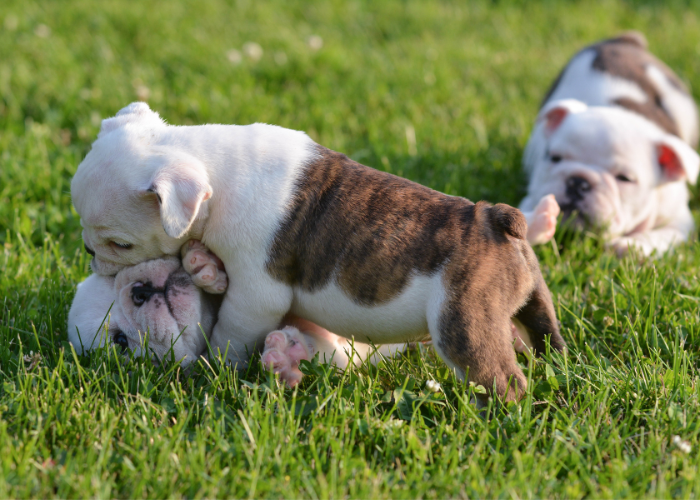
524, 99, 700, 237
71, 102, 213, 276
68, 257, 219, 365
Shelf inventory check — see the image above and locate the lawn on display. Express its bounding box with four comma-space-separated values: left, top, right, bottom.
2, 0, 700, 497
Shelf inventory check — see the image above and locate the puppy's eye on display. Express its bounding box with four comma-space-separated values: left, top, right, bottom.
550, 155, 563, 163
131, 284, 156, 306
111, 241, 133, 250
113, 331, 129, 352
615, 174, 635, 183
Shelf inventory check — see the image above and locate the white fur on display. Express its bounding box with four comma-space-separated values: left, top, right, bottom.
291, 273, 437, 343
71, 111, 314, 276
543, 50, 648, 123
68, 274, 116, 353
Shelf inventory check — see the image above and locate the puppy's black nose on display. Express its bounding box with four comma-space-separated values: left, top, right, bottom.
566, 176, 591, 201
113, 331, 129, 352
84, 243, 95, 256
131, 284, 158, 306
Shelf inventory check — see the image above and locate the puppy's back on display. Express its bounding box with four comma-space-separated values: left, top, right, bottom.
266, 145, 532, 306
542, 32, 699, 147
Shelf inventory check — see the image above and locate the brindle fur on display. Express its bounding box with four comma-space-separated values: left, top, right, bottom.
267, 145, 564, 401
541, 32, 696, 146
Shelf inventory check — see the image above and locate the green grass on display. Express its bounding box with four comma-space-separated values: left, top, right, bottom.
2, 0, 700, 497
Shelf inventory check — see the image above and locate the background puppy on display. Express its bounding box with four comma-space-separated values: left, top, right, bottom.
68, 242, 404, 385
71, 103, 564, 401
520, 32, 700, 255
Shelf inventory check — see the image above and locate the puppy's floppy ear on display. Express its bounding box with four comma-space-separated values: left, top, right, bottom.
99, 102, 164, 138
655, 135, 700, 185
145, 157, 212, 239
537, 99, 588, 137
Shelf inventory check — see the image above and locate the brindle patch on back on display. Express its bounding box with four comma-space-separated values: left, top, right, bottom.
542, 33, 692, 142
591, 35, 688, 138
266, 145, 563, 401
266, 145, 525, 306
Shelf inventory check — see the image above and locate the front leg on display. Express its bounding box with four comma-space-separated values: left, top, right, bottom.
209, 278, 293, 366
610, 226, 689, 257
522, 194, 560, 246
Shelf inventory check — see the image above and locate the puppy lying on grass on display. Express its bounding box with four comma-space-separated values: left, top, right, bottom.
520, 32, 700, 256
71, 103, 564, 401
68, 241, 405, 386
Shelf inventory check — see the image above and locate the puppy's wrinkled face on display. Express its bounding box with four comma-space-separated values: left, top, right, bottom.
71, 103, 212, 277
533, 112, 652, 236
68, 257, 217, 365
525, 101, 699, 238
71, 127, 183, 276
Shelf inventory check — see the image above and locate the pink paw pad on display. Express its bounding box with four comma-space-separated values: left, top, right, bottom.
261, 327, 312, 387
527, 194, 560, 245
181, 241, 228, 294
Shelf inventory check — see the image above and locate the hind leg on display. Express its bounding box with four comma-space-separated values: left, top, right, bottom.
429, 293, 527, 403
261, 316, 406, 387
513, 273, 566, 354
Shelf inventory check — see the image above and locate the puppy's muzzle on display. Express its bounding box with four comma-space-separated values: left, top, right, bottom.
84, 243, 96, 256
565, 176, 591, 202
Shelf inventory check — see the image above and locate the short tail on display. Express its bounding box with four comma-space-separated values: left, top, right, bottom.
487, 202, 528, 240
613, 31, 648, 49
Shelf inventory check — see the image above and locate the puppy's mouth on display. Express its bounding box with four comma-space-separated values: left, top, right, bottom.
558, 201, 589, 230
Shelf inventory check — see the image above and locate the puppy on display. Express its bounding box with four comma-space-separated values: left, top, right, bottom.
68, 241, 404, 385
67, 246, 224, 363
520, 32, 700, 256
71, 103, 565, 401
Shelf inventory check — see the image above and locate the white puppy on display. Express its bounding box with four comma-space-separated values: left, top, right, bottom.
68, 241, 405, 385
71, 102, 564, 402
520, 32, 700, 256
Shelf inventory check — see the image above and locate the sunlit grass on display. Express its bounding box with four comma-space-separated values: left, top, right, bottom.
2, 0, 700, 497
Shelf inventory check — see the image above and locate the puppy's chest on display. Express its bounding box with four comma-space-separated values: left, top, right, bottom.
264, 145, 473, 306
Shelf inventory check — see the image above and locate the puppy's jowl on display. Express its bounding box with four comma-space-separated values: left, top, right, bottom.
521, 32, 700, 256
72, 103, 564, 401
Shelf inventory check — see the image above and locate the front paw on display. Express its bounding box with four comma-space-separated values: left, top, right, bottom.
527, 194, 560, 245
261, 326, 314, 387
181, 240, 228, 294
